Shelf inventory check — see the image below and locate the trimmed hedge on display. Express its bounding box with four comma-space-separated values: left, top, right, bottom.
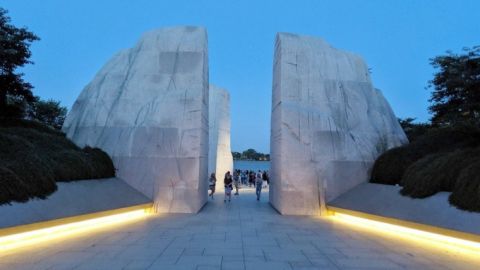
400, 148, 480, 198
370, 125, 480, 185
370, 146, 423, 185
449, 160, 480, 212
82, 146, 116, 180
370, 124, 480, 212
398, 153, 442, 198
0, 120, 115, 205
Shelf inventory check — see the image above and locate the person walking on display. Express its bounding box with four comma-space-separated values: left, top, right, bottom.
224, 171, 233, 203
208, 173, 217, 199
255, 170, 263, 201
249, 171, 255, 187
262, 171, 268, 188
241, 170, 247, 185
233, 171, 240, 195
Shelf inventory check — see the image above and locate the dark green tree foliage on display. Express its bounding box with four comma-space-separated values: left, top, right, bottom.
0, 8, 39, 118
429, 46, 480, 126
370, 125, 480, 185
398, 117, 431, 142
0, 120, 116, 205
29, 97, 67, 129
240, 148, 269, 161
0, 116, 65, 135
449, 160, 480, 212
242, 148, 258, 160
400, 148, 480, 198
232, 151, 241, 159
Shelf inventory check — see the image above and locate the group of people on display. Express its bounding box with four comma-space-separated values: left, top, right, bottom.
208, 169, 269, 202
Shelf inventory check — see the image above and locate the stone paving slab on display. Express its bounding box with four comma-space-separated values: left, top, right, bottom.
1, 186, 479, 269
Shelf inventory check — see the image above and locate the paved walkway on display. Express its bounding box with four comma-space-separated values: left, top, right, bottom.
1, 186, 479, 270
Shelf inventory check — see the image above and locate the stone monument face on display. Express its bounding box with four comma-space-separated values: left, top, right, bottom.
62, 26, 209, 213
270, 33, 408, 215
208, 85, 233, 190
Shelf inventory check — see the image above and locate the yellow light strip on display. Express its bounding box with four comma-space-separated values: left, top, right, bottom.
0, 208, 151, 252
330, 211, 480, 255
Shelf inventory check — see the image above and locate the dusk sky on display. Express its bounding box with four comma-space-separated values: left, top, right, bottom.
2, 0, 479, 152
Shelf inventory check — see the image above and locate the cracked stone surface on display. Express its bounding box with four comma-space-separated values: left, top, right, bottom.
208, 85, 233, 191
62, 26, 209, 213
1, 189, 479, 270
270, 33, 408, 215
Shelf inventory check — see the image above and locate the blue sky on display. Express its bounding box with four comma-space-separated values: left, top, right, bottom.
2, 0, 479, 152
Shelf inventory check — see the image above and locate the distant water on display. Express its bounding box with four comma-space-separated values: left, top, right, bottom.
234, 160, 270, 172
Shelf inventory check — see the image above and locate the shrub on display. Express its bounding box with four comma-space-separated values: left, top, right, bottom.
0, 166, 24, 204
412, 125, 480, 151
0, 117, 65, 136
51, 149, 94, 181
370, 146, 421, 185
83, 147, 115, 179
449, 160, 480, 212
370, 125, 480, 185
400, 148, 480, 198
0, 120, 115, 205
399, 154, 442, 198
0, 132, 57, 204
53, 147, 115, 182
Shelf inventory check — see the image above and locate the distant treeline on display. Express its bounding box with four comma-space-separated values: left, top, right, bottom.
232, 149, 270, 161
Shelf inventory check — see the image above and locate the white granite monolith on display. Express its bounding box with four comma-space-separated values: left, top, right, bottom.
208, 85, 233, 190
270, 33, 408, 215
62, 26, 209, 213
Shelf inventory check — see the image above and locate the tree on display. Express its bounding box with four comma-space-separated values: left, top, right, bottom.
242, 148, 258, 160
238, 148, 270, 161
232, 152, 241, 160
428, 46, 480, 126
398, 117, 431, 142
0, 8, 39, 118
28, 97, 67, 129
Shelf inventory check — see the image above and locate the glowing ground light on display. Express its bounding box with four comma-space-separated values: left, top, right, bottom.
0, 208, 152, 252
329, 211, 480, 255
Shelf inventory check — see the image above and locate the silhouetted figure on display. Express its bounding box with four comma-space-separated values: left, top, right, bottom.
249, 171, 255, 187
224, 171, 233, 202
233, 171, 240, 195
241, 170, 247, 185
209, 173, 217, 199
255, 170, 263, 201
262, 171, 269, 188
